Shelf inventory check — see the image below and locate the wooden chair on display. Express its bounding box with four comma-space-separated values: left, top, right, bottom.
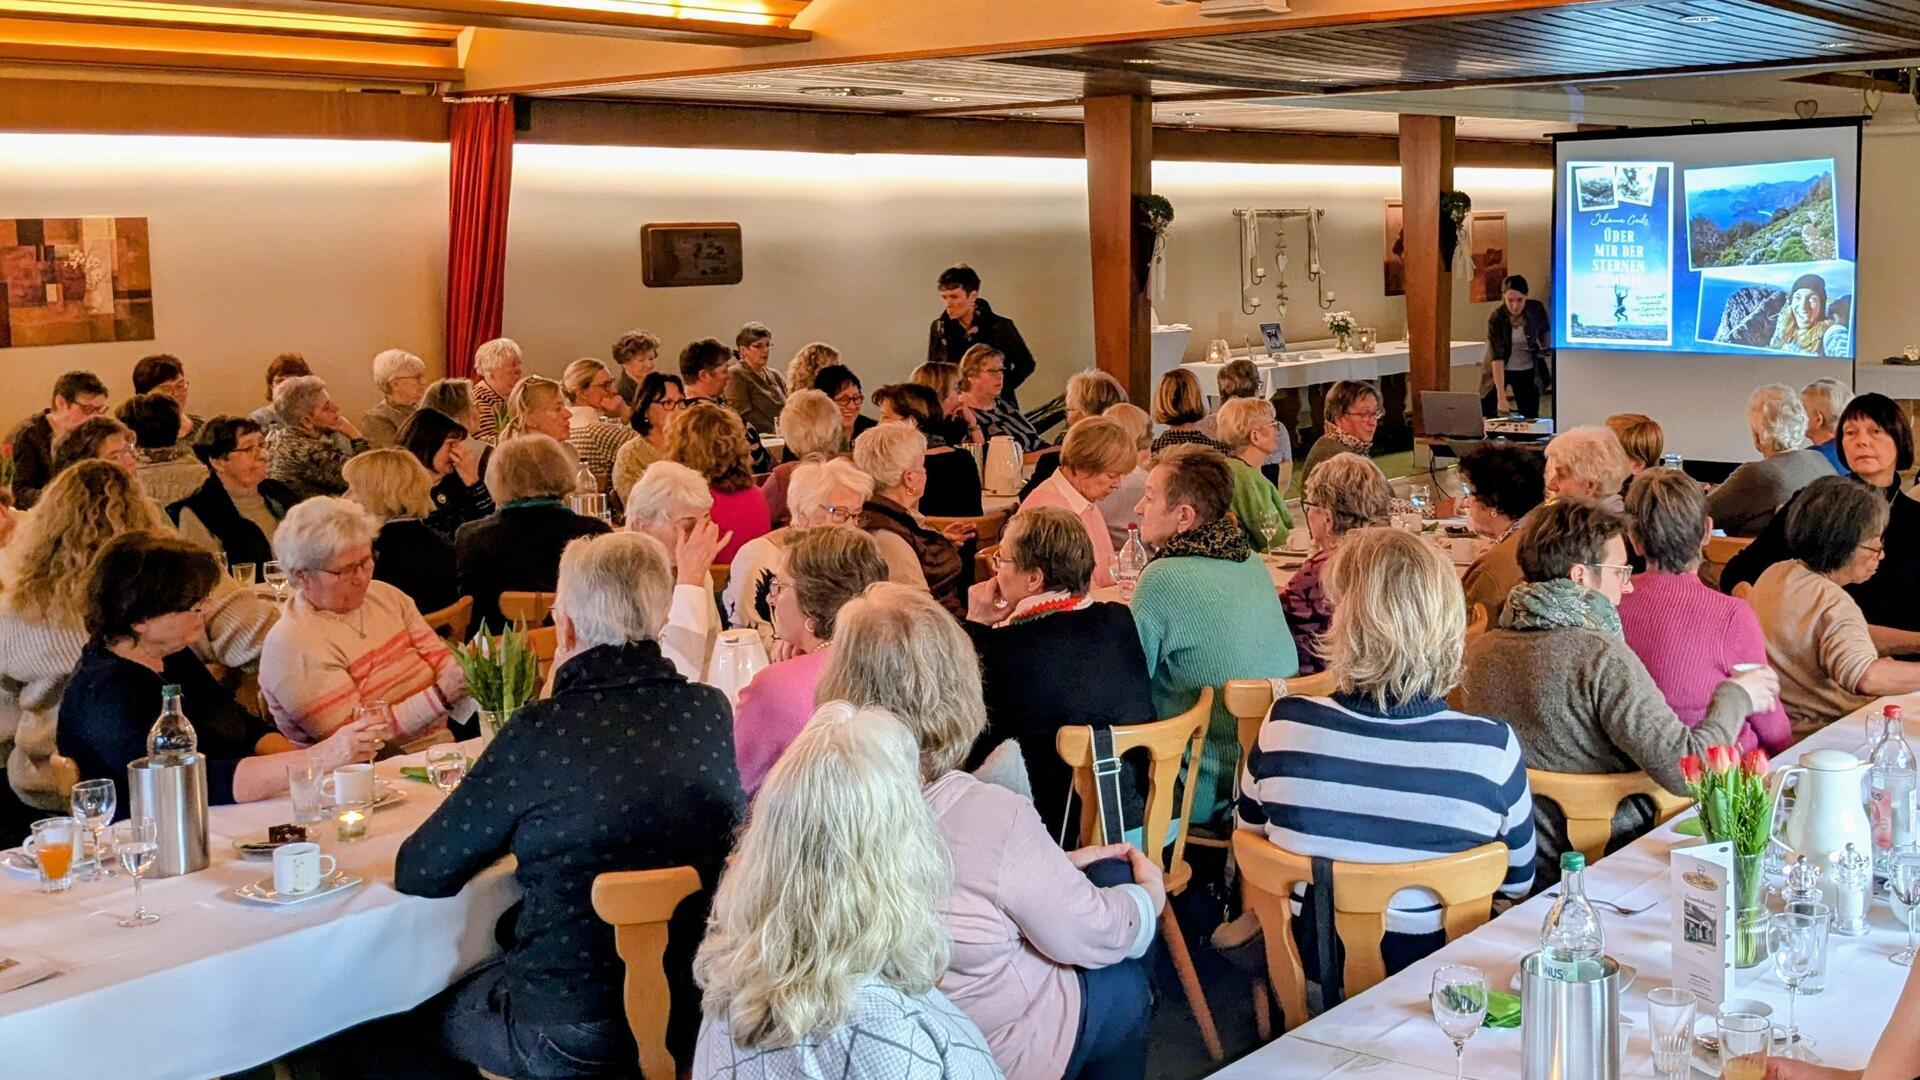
498, 591, 556, 626
1526, 768, 1693, 866
1700, 534, 1754, 591
926, 507, 1011, 547
1056, 689, 1224, 1061
420, 596, 473, 642
490, 625, 560, 697
591, 866, 701, 1080
1234, 831, 1509, 1029
1464, 602, 1490, 643
974, 543, 998, 587
709, 562, 731, 600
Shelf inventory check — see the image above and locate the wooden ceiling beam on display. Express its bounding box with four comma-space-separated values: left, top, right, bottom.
0, 36, 458, 79
205, 0, 810, 44
0, 74, 451, 137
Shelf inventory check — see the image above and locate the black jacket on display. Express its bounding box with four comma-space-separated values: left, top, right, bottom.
425, 469, 494, 541
1723, 479, 1920, 632
396, 641, 744, 1048
455, 500, 612, 632
1483, 298, 1555, 397
921, 444, 984, 518
373, 518, 459, 616
928, 297, 1036, 407
166, 475, 299, 567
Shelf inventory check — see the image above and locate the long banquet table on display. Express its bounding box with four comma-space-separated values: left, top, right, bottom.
1214, 693, 1920, 1079
1182, 339, 1488, 402
0, 740, 519, 1080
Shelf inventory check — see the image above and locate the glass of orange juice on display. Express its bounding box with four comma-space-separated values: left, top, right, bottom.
30, 817, 78, 893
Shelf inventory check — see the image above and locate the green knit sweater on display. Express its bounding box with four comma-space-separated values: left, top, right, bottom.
1132, 551, 1298, 828
1227, 458, 1292, 552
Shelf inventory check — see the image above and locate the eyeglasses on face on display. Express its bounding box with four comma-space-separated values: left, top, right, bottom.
315, 554, 376, 579
820, 505, 858, 523
833, 392, 865, 407
1584, 561, 1633, 580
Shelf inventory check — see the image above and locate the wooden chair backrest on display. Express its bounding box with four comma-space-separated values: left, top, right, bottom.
974, 543, 998, 588
926, 507, 1011, 546
1233, 831, 1508, 1025
1465, 602, 1490, 642
1224, 673, 1339, 770
591, 866, 701, 1080
709, 563, 731, 602
1055, 687, 1213, 869
421, 596, 473, 642
1703, 534, 1753, 566
491, 626, 560, 697
1526, 768, 1693, 865
498, 591, 556, 626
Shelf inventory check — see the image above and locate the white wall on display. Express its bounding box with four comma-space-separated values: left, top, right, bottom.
1854, 125, 1920, 402
0, 134, 447, 424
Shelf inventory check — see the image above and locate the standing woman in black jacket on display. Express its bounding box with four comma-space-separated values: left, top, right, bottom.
342, 449, 459, 615
1484, 274, 1555, 418
397, 407, 493, 540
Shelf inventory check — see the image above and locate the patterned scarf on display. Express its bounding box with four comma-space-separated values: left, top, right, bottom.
1151, 515, 1253, 564
1327, 426, 1373, 455
1499, 577, 1623, 637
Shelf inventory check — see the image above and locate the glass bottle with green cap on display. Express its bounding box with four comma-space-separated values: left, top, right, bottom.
1539, 850, 1605, 981
144, 683, 198, 761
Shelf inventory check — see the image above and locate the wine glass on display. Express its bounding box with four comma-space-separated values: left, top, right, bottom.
1258, 522, 1280, 553
426, 747, 467, 794
1889, 846, 1920, 966
1430, 964, 1487, 1080
68, 778, 115, 881
114, 817, 159, 927
263, 560, 289, 601
1769, 909, 1828, 1049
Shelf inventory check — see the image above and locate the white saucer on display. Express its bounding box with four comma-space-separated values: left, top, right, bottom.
320, 782, 406, 814
234, 870, 364, 907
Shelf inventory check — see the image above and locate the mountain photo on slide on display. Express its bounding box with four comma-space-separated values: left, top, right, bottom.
1683, 157, 1838, 270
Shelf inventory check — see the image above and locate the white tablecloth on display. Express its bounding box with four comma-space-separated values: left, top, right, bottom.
1216, 694, 1920, 1079
0, 741, 520, 1080
1184, 339, 1488, 398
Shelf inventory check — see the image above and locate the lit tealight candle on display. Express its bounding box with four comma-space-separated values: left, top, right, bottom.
336, 808, 369, 842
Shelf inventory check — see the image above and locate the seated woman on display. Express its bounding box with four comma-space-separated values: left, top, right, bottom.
786, 342, 839, 416
1618, 468, 1790, 754
171, 416, 298, 569
733, 527, 889, 795
821, 584, 1164, 1080
1708, 384, 1837, 538
117, 393, 208, 508
261, 496, 473, 749
875, 381, 984, 518
454, 435, 612, 633
499, 375, 573, 444
362, 348, 426, 449
1282, 452, 1391, 676
1543, 425, 1634, 512
1462, 498, 1778, 882
1216, 397, 1293, 552
1604, 413, 1663, 480
611, 372, 684, 499
419, 377, 491, 448
1018, 417, 1135, 590
1459, 441, 1547, 626
1148, 368, 1226, 457
561, 358, 636, 506
60, 532, 382, 812
911, 359, 980, 447
694, 703, 998, 1079
1132, 446, 1297, 829
757, 389, 843, 527
670, 403, 770, 564
1749, 477, 1920, 737
1021, 370, 1132, 497
625, 461, 730, 681
812, 364, 878, 450
1096, 404, 1153, 548
264, 375, 369, 501
952, 345, 1042, 453
343, 449, 459, 615
963, 507, 1152, 841
396, 407, 493, 541
1240, 528, 1535, 976
1298, 380, 1383, 493
2, 462, 277, 811
853, 424, 972, 617
395, 531, 744, 1080
50, 415, 137, 481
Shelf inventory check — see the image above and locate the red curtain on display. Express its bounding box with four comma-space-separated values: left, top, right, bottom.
444, 97, 515, 380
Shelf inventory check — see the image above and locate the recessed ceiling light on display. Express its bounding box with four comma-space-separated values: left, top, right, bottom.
735, 83, 773, 90
929, 95, 964, 102
1171, 111, 1200, 117
1679, 14, 1720, 23
1124, 58, 1159, 66
1293, 76, 1340, 84
798, 86, 854, 97
1819, 41, 1850, 48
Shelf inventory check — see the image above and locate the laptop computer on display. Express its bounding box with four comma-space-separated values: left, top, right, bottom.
1421, 391, 1485, 439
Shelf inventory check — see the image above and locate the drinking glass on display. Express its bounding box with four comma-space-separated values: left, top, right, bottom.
1409, 483, 1435, 522
68, 778, 115, 881
231, 562, 258, 588
211, 550, 228, 576
1717, 1011, 1770, 1079
352, 701, 395, 751
1646, 987, 1697, 1080
1258, 522, 1280, 553
263, 560, 289, 600
114, 817, 159, 927
1770, 909, 1828, 1048
426, 747, 467, 794
29, 816, 77, 893
1889, 846, 1920, 966
287, 761, 327, 825
1430, 964, 1487, 1080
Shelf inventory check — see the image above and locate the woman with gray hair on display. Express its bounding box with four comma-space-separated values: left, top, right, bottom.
264, 375, 369, 501
390, 529, 744, 1080
1282, 451, 1392, 675
259, 496, 472, 749
469, 337, 523, 441
758, 389, 843, 528
726, 321, 787, 434
362, 348, 426, 448
1706, 383, 1837, 537
1543, 424, 1634, 511
854, 424, 971, 616
821, 583, 1163, 1080
694, 703, 995, 1079
626, 460, 730, 680
454, 434, 612, 633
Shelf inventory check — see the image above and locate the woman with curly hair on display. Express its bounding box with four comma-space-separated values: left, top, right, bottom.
670, 403, 770, 563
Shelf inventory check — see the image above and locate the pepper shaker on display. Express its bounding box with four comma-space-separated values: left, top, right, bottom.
1833, 842, 1873, 937
1783, 854, 1823, 907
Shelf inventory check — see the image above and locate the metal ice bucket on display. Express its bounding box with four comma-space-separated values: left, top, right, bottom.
127, 753, 210, 878
1520, 952, 1621, 1080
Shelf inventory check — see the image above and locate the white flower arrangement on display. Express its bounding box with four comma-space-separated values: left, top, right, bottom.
1323, 310, 1357, 336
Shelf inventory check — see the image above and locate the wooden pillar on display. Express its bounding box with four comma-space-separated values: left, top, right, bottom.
1085, 92, 1153, 402
1399, 114, 1455, 434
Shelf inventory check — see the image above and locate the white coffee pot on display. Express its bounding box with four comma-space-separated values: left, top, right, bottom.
983, 436, 1022, 496
1770, 747, 1872, 870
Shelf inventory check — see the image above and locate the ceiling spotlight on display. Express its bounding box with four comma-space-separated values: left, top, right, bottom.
736, 83, 773, 90
1171, 111, 1200, 117
929, 95, 963, 102
798, 86, 854, 97
1819, 41, 1850, 48
1679, 14, 1720, 23
1124, 58, 1159, 65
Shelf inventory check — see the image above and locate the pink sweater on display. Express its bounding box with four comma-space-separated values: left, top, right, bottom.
732, 647, 832, 795
1018, 472, 1116, 589
925, 771, 1154, 1080
709, 486, 772, 564
1617, 570, 1791, 754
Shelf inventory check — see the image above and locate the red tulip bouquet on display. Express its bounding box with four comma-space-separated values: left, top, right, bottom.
1679, 744, 1774, 966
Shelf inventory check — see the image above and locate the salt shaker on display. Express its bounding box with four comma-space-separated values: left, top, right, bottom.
1783, 854, 1823, 907
1833, 842, 1873, 937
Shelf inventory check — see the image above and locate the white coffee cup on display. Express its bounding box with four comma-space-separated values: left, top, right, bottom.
272, 841, 337, 896
322, 763, 376, 806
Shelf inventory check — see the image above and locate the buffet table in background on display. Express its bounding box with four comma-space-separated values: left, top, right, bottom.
1183, 339, 1488, 402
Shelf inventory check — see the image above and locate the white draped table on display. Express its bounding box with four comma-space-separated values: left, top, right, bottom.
1214, 693, 1920, 1079
0, 740, 519, 1080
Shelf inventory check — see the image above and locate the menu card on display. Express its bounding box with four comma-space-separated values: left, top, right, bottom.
1670, 838, 1735, 1008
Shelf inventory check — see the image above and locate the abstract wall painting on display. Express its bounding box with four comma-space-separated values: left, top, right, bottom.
0, 217, 154, 349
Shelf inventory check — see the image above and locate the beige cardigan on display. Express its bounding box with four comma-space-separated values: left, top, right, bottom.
1747, 560, 1878, 737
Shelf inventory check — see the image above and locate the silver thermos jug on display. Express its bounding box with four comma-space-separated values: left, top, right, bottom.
127, 752, 209, 878
1520, 951, 1622, 1079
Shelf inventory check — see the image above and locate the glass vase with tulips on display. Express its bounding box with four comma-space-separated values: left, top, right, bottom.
1679, 744, 1775, 968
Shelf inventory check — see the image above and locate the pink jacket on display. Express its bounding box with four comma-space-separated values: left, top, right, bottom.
1618, 570, 1791, 753
1018, 472, 1116, 589
732, 647, 832, 795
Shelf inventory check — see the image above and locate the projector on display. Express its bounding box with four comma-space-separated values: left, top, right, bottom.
1485, 417, 1555, 437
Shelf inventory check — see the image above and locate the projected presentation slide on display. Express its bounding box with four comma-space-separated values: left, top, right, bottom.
1555, 121, 1860, 359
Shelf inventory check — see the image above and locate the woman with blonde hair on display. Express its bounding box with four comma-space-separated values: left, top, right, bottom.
1240, 528, 1536, 977
694, 702, 998, 1078
1017, 417, 1135, 589
912, 360, 981, 446
1216, 396, 1293, 551
560, 358, 636, 504
670, 403, 770, 563
500, 375, 573, 445
1149, 369, 1224, 456
953, 346, 1041, 452
785, 342, 840, 407
343, 448, 458, 613
0, 461, 278, 809
1094, 403, 1153, 547
1282, 452, 1392, 674
820, 583, 1162, 1080
1604, 413, 1664, 477
759, 389, 844, 528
